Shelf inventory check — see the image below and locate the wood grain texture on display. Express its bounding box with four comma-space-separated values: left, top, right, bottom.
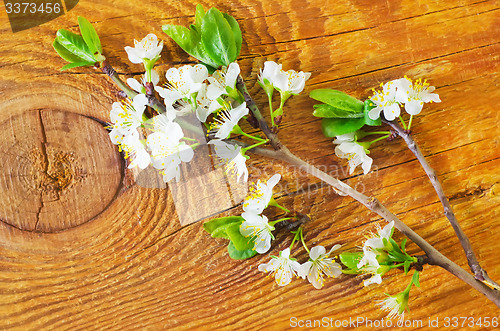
0, 0, 499, 329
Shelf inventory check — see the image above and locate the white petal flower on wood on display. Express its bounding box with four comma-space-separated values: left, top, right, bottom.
258, 248, 301, 286
124, 33, 163, 64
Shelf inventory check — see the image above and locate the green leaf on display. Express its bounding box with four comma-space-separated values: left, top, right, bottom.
313, 104, 364, 119
310, 89, 364, 115
162, 24, 219, 68
339, 252, 363, 270
203, 216, 244, 239
60, 61, 95, 71
195, 4, 205, 28
201, 8, 236, 66
321, 117, 365, 137
223, 13, 242, 58
162, 24, 196, 55
412, 270, 420, 287
401, 238, 407, 252
226, 223, 253, 251
228, 241, 257, 260
53, 39, 85, 64
403, 260, 411, 274
78, 16, 102, 56
56, 29, 96, 63
363, 99, 382, 126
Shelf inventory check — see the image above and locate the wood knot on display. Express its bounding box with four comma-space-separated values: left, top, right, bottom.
0, 110, 123, 233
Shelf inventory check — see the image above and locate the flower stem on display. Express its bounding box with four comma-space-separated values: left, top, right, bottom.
299, 228, 310, 254
364, 131, 392, 136
241, 139, 269, 153
399, 115, 408, 130
407, 115, 413, 131
236, 75, 282, 150
233, 126, 267, 142
383, 120, 500, 290
367, 134, 391, 147
289, 227, 302, 249
268, 96, 275, 127
268, 197, 291, 213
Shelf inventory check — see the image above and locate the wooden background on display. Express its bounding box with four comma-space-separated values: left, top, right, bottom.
0, 0, 499, 329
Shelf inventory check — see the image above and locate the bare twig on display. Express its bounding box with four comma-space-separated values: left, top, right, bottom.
236, 76, 281, 150
383, 120, 500, 290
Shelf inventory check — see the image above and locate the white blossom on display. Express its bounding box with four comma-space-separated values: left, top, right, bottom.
377, 293, 408, 323
210, 102, 249, 139
273, 68, 311, 95
146, 114, 194, 182
208, 139, 248, 182
368, 80, 401, 121
258, 61, 282, 96
155, 64, 208, 110
298, 245, 343, 289
396, 76, 441, 115
125, 33, 163, 64
242, 174, 281, 214
240, 212, 274, 254
119, 131, 151, 169
207, 62, 240, 102
108, 94, 148, 144
334, 141, 373, 175
258, 248, 301, 286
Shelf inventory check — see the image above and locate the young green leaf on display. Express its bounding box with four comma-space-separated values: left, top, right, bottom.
60, 61, 95, 71
195, 4, 205, 28
223, 12, 242, 58
203, 216, 244, 239
225, 223, 253, 251
313, 104, 364, 118
201, 8, 236, 66
56, 29, 96, 63
321, 117, 365, 137
53, 39, 86, 64
310, 89, 364, 114
412, 270, 420, 287
339, 252, 363, 271
228, 241, 257, 260
78, 16, 102, 56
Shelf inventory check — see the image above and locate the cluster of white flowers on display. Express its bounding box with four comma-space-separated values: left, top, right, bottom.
368, 76, 441, 121
258, 244, 343, 288
239, 174, 281, 253
258, 61, 311, 98
357, 221, 394, 286
110, 34, 254, 183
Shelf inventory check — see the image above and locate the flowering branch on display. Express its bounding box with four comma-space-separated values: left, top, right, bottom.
250, 145, 500, 307
383, 119, 500, 290
231, 83, 500, 305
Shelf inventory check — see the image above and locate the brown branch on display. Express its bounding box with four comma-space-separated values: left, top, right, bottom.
236, 76, 282, 150
383, 120, 499, 290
